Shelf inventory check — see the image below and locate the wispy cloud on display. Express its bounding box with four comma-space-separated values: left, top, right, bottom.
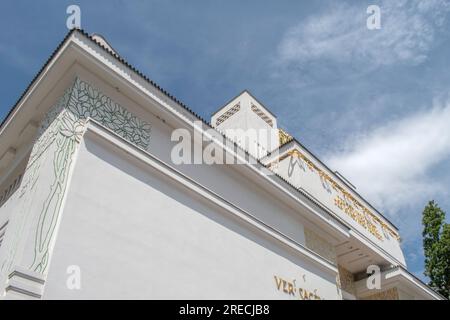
277, 0, 450, 70
274, 0, 450, 218
326, 99, 450, 215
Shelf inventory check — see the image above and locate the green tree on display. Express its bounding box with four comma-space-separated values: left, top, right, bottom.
422, 200, 450, 298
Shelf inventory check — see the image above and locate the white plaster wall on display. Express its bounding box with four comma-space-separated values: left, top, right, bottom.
43, 134, 339, 299
125, 105, 309, 250
214, 92, 279, 157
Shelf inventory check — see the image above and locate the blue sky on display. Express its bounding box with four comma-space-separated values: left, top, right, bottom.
1, 0, 449, 281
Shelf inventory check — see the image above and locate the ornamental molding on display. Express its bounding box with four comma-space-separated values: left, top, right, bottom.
4, 266, 45, 299
278, 128, 292, 145
251, 103, 273, 127
0, 221, 7, 250
268, 148, 400, 241
215, 103, 240, 126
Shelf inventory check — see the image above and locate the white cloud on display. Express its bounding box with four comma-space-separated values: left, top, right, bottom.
325, 100, 450, 215
278, 0, 450, 68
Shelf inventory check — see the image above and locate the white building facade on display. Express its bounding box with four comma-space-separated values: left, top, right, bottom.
0, 30, 443, 300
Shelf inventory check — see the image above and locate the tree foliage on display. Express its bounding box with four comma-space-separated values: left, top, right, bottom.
422, 200, 450, 299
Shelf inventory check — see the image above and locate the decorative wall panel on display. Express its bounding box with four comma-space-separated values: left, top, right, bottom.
0, 77, 151, 276
337, 265, 355, 295
304, 228, 336, 264
216, 103, 240, 126
251, 104, 273, 127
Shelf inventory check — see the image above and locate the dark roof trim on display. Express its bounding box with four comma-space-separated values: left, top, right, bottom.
80, 29, 210, 125
0, 28, 399, 241
0, 28, 212, 133
0, 29, 258, 193
90, 33, 120, 58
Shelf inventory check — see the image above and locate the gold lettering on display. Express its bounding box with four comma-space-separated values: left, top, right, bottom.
273, 276, 322, 300
299, 288, 305, 300
274, 276, 283, 291
287, 282, 295, 296
334, 195, 383, 240
282, 280, 289, 294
